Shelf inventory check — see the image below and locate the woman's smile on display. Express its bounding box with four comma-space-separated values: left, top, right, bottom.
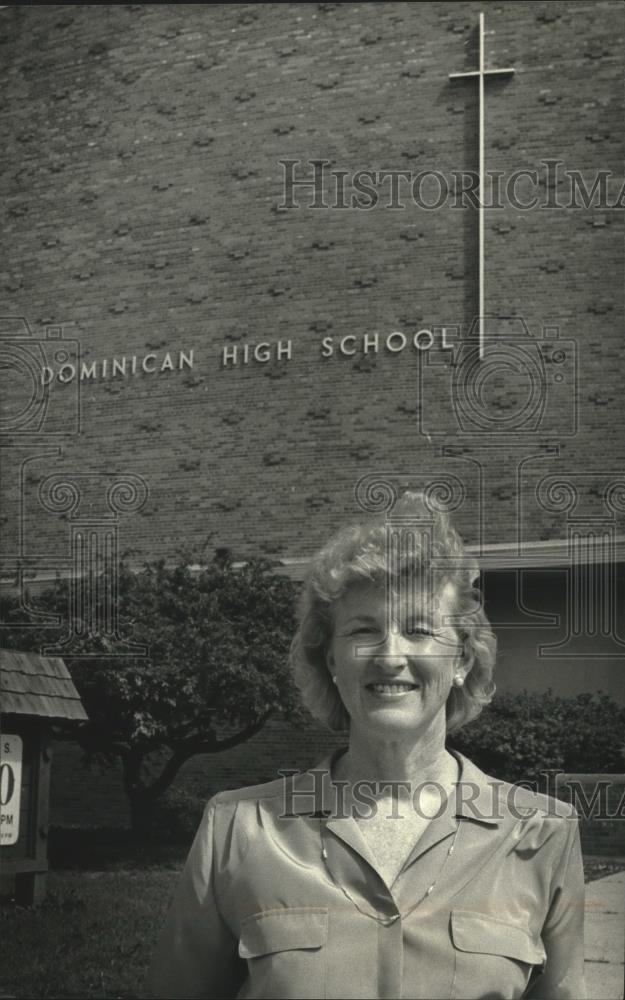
365, 680, 421, 697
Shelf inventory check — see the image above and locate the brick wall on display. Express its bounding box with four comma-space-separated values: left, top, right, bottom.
1, 1, 623, 571
50, 717, 345, 829
557, 774, 625, 857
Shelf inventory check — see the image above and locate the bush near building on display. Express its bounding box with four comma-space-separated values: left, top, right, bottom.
449, 690, 625, 785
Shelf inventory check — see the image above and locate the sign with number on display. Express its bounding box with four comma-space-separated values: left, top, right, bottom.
1, 735, 23, 845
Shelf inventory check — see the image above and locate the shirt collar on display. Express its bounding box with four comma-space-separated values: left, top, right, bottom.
283, 747, 501, 826
449, 750, 502, 826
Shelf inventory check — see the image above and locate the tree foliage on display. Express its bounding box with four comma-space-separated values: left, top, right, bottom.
1, 554, 302, 835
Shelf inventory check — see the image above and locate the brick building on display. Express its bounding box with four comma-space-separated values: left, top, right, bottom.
0, 3, 623, 816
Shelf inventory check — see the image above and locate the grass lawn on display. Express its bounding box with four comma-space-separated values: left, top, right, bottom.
0, 868, 181, 999
1, 858, 624, 999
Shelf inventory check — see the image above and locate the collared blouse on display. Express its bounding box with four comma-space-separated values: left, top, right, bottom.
147, 750, 586, 1000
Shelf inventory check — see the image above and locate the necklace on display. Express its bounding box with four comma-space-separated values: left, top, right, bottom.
320, 813, 461, 925
401, 819, 460, 918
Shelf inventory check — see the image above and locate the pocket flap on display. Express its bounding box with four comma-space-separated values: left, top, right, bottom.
239, 908, 328, 959
451, 911, 546, 965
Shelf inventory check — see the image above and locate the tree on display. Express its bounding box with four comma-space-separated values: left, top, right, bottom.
1, 553, 302, 838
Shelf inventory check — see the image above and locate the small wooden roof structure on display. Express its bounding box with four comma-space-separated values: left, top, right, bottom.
0, 649, 88, 721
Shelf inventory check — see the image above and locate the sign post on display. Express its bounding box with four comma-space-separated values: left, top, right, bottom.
1, 650, 88, 906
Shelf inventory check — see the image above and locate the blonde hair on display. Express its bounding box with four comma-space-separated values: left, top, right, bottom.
290, 492, 496, 733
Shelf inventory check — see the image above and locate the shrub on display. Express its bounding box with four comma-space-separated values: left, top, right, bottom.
148, 786, 208, 844
448, 690, 625, 785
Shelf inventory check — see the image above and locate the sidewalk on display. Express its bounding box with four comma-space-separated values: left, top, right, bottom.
584, 871, 625, 1000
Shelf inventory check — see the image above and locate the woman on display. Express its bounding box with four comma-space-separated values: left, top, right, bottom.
147, 494, 585, 999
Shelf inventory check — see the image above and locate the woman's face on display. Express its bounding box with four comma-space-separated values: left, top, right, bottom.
327, 578, 464, 740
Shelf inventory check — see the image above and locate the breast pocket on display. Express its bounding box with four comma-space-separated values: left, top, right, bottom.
449, 911, 546, 1000
238, 907, 328, 999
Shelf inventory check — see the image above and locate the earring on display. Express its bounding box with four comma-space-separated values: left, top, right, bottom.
332, 675, 338, 684
453, 674, 464, 687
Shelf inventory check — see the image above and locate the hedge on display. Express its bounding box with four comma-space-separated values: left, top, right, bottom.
448, 690, 625, 785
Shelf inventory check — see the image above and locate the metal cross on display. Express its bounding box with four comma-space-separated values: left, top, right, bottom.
450, 12, 515, 358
